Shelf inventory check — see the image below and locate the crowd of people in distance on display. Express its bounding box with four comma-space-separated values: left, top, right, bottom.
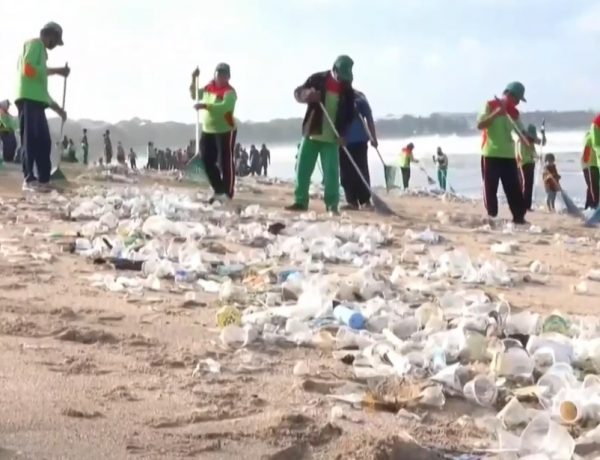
234, 143, 270, 177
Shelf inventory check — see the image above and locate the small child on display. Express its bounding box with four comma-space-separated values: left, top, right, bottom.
543, 153, 561, 211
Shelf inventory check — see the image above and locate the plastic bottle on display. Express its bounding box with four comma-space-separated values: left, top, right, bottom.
430, 348, 447, 373
333, 305, 365, 330
175, 269, 197, 283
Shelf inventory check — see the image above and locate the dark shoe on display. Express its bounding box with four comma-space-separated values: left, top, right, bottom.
328, 208, 340, 216
513, 218, 529, 226
340, 203, 359, 211
361, 201, 374, 210
285, 203, 308, 212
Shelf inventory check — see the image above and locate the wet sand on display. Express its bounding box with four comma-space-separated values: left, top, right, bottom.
0, 163, 597, 459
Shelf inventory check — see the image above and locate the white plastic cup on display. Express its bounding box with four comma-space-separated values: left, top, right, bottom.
463, 375, 497, 407
519, 414, 574, 459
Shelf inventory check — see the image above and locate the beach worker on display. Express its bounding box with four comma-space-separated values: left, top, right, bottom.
234, 143, 241, 162
116, 141, 126, 164
339, 89, 378, 210
129, 148, 137, 170
588, 114, 600, 209
165, 148, 173, 170
81, 128, 89, 165
0, 100, 18, 162
517, 124, 545, 211
192, 63, 237, 203
477, 81, 528, 224
103, 130, 112, 164
16, 22, 69, 192
67, 138, 76, 162
146, 141, 156, 169
543, 153, 561, 212
399, 142, 417, 189
286, 55, 356, 214
582, 130, 597, 209
259, 143, 271, 176
432, 146, 448, 191
249, 144, 260, 175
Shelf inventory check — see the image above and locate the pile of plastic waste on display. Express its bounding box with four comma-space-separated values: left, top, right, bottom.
54, 184, 600, 459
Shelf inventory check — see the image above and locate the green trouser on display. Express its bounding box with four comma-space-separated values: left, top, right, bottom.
294, 137, 339, 209
437, 168, 447, 190
83, 146, 89, 165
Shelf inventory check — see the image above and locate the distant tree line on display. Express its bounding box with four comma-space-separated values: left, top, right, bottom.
49, 110, 597, 153
236, 110, 597, 143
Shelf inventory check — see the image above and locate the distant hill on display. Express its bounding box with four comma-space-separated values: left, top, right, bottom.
48, 110, 595, 157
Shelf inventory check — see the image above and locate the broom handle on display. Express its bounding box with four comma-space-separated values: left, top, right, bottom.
59, 61, 68, 139
358, 115, 386, 166
319, 102, 371, 191
194, 66, 200, 156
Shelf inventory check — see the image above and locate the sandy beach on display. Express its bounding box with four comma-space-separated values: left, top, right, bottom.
0, 163, 598, 460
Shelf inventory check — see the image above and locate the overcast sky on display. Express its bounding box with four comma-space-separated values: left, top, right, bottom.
2, 0, 599, 123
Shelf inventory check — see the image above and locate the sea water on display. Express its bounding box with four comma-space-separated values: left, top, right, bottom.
137, 130, 587, 202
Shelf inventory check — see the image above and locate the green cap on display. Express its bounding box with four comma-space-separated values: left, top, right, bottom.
333, 55, 354, 82
526, 124, 538, 141
41, 21, 64, 46
504, 81, 526, 102
215, 62, 230, 77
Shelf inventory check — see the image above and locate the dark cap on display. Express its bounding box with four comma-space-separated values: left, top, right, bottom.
41, 22, 64, 46
215, 62, 231, 77
333, 55, 354, 82
504, 81, 526, 102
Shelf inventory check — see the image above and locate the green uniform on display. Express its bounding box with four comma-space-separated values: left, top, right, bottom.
198, 82, 237, 133
478, 100, 525, 158
399, 148, 414, 168
517, 139, 536, 165
583, 131, 593, 169
16, 39, 52, 105
295, 87, 340, 209
0, 112, 17, 132
294, 78, 342, 210
591, 117, 600, 166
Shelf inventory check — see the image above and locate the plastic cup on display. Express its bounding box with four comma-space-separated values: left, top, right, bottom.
463, 375, 497, 407
559, 399, 582, 424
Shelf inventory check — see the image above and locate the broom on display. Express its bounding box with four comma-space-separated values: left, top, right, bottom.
319, 102, 397, 216
184, 67, 208, 183
357, 116, 396, 192
504, 107, 582, 219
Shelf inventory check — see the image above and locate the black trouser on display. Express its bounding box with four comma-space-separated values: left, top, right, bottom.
519, 163, 535, 210
585, 166, 600, 209
261, 163, 268, 176
0, 130, 17, 162
201, 130, 237, 198
339, 142, 371, 206
105, 147, 112, 164
401, 167, 411, 189
17, 100, 51, 183
481, 156, 525, 221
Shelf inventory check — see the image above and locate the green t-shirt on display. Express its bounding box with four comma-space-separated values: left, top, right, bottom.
582, 131, 595, 168
399, 148, 413, 168
310, 90, 339, 144
591, 119, 600, 167
517, 139, 536, 165
478, 101, 524, 159
199, 81, 237, 134
16, 38, 51, 106
0, 113, 18, 132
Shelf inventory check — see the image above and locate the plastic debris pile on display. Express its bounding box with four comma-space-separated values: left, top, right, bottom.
51, 184, 600, 459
